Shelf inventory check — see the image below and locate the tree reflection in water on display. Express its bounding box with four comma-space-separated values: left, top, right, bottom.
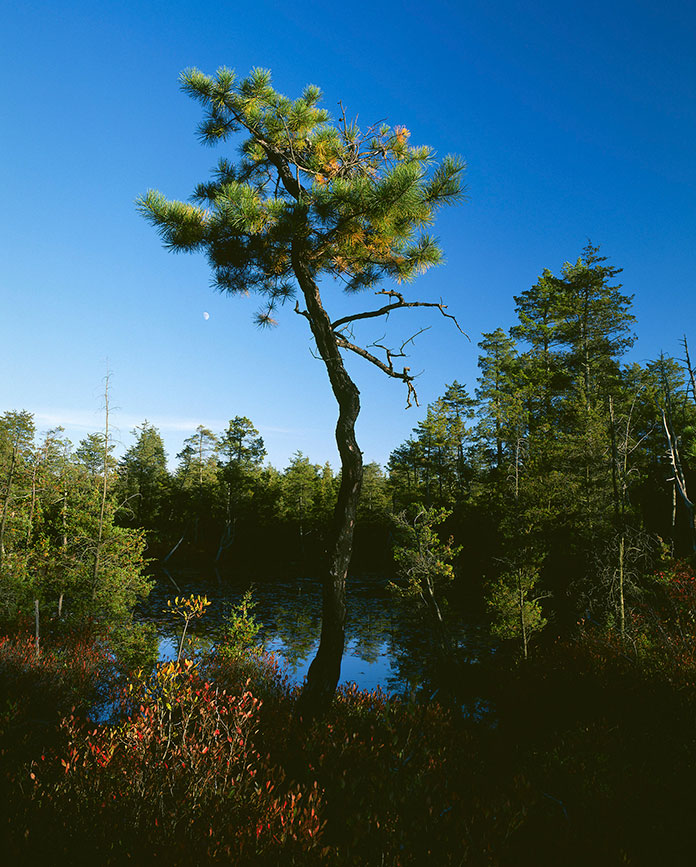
138, 570, 483, 701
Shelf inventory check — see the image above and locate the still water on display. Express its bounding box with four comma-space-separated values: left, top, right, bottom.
138, 569, 489, 698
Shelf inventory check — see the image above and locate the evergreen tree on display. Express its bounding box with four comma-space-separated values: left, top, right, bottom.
487, 565, 548, 660
139, 65, 465, 708
645, 353, 696, 552
511, 269, 565, 427
475, 328, 526, 484
413, 401, 455, 506
558, 242, 635, 405
358, 462, 390, 522
117, 421, 169, 529
215, 416, 267, 564
280, 451, 325, 538
388, 383, 475, 510
0, 407, 151, 624
176, 426, 219, 491
553, 246, 636, 588
74, 432, 116, 478
174, 426, 219, 548
440, 380, 475, 496
219, 416, 266, 468
388, 437, 425, 510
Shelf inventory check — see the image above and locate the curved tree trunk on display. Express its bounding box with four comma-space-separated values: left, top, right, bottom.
293, 248, 363, 717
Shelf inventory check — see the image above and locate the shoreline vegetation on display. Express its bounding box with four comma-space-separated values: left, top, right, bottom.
3, 595, 696, 864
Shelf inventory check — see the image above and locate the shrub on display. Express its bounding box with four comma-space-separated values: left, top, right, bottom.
24, 659, 326, 864
219, 589, 263, 658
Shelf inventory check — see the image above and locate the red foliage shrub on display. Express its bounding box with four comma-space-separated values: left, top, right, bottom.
1, 630, 537, 865
26, 659, 325, 864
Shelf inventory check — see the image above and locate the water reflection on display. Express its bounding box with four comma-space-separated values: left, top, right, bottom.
138, 568, 490, 700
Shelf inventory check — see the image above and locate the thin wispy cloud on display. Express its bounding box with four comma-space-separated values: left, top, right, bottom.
31, 409, 311, 440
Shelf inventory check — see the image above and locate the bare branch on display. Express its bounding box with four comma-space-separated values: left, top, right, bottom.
294, 300, 311, 321
681, 336, 696, 406
662, 407, 693, 509
370, 326, 430, 371
335, 335, 419, 407
331, 288, 468, 339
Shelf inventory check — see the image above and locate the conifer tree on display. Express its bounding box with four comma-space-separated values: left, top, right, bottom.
280, 451, 324, 538
358, 462, 390, 521
0, 411, 35, 587
388, 437, 425, 509
558, 243, 635, 405
139, 66, 465, 709
219, 416, 266, 469
413, 402, 454, 506
75, 433, 117, 478
117, 421, 169, 528
554, 246, 636, 576
440, 380, 475, 495
475, 328, 524, 479
215, 417, 267, 562
646, 353, 696, 551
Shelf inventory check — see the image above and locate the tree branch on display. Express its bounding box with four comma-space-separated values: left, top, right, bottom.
682, 336, 696, 406
334, 335, 419, 407
294, 300, 311, 321
331, 288, 468, 338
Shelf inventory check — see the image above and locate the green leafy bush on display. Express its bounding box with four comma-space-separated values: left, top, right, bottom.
219, 589, 263, 660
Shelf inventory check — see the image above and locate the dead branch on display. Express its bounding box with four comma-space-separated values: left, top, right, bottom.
662, 407, 694, 510
334, 335, 419, 407
681, 336, 696, 406
331, 288, 467, 338
294, 300, 311, 321
370, 327, 430, 369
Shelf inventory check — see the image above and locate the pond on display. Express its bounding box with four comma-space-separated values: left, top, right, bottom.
137, 568, 492, 701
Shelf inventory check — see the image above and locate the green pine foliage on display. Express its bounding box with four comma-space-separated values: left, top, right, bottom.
219, 589, 263, 660
138, 66, 465, 325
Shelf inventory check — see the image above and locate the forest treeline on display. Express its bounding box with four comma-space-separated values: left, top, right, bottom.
2, 244, 696, 646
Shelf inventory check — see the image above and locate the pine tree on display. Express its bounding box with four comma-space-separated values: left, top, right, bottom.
475, 328, 525, 481
75, 433, 117, 478
440, 380, 475, 496
117, 421, 169, 529
504, 248, 637, 620
511, 269, 565, 428
215, 416, 267, 563
553, 246, 636, 580
280, 451, 324, 538
358, 462, 390, 522
139, 66, 465, 709
646, 353, 696, 552
388, 437, 425, 509
558, 242, 635, 406
176, 426, 219, 492
219, 417, 266, 468
413, 402, 455, 506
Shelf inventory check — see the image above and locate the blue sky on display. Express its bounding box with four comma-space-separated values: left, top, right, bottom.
2, 0, 694, 470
